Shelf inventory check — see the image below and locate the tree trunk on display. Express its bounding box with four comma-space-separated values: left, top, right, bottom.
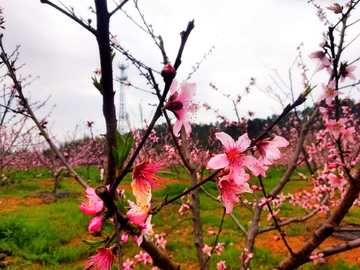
276, 167, 360, 269
94, 0, 117, 186
240, 206, 261, 270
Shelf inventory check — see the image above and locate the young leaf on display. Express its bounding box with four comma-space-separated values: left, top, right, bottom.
92, 76, 103, 95
124, 132, 134, 161
112, 147, 120, 169
116, 129, 125, 153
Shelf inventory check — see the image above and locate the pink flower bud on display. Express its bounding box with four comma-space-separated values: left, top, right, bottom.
272, 236, 280, 241
121, 232, 129, 243
208, 230, 216, 235
251, 185, 258, 190
89, 216, 104, 236
279, 217, 285, 221
161, 64, 176, 82
328, 163, 338, 168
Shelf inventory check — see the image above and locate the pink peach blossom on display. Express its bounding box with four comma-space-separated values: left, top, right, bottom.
79, 187, 104, 215
217, 260, 227, 270
318, 80, 343, 105
136, 215, 154, 246
202, 244, 212, 257
326, 3, 342, 13
255, 135, 289, 165
328, 173, 347, 191
310, 253, 325, 265
207, 132, 257, 185
324, 118, 346, 140
84, 247, 116, 270
164, 79, 197, 137
340, 63, 356, 82
341, 126, 355, 148
309, 51, 330, 66
88, 215, 104, 236
123, 258, 135, 270
217, 174, 252, 213
132, 159, 166, 196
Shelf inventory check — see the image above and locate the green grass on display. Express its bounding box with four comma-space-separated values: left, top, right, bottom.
0, 214, 87, 264
1, 166, 359, 270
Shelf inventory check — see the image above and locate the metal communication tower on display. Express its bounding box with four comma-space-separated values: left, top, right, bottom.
117, 63, 128, 134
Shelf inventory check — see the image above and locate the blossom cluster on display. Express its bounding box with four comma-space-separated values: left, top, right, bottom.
206, 132, 289, 213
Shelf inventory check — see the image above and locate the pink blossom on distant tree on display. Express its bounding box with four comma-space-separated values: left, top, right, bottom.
202, 244, 212, 257
328, 173, 347, 191
217, 260, 227, 270
134, 250, 147, 263
123, 258, 135, 270
309, 253, 325, 265
324, 118, 346, 140
155, 234, 167, 249
342, 126, 355, 148
215, 242, 225, 256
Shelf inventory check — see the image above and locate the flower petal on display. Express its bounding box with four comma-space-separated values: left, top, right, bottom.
207, 154, 229, 169
215, 132, 235, 151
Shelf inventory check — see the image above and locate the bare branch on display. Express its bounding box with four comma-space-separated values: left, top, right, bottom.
109, 0, 129, 17
259, 193, 330, 234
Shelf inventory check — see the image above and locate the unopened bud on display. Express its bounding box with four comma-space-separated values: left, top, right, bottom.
272, 236, 280, 241
161, 64, 176, 82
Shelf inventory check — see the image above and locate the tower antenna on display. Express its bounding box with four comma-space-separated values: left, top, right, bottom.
117, 62, 128, 134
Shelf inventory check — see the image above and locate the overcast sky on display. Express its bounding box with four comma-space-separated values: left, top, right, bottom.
1, 0, 360, 140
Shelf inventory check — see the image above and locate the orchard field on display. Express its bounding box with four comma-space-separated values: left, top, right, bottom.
1, 166, 360, 270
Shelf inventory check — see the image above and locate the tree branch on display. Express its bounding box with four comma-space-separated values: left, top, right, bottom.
39, 0, 96, 35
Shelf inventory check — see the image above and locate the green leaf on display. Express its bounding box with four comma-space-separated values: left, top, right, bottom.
110, 47, 116, 62
92, 76, 103, 95
116, 129, 125, 151
112, 147, 120, 169
300, 84, 316, 99
115, 196, 126, 213
123, 132, 134, 161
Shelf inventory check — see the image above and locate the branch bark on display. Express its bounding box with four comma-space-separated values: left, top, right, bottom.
276, 167, 360, 270
96, 186, 179, 270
